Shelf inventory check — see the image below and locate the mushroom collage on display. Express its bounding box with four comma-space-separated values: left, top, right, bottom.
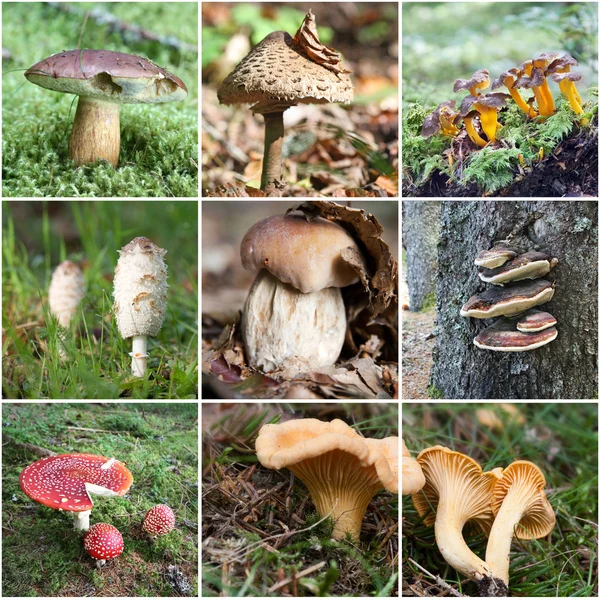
461, 245, 559, 351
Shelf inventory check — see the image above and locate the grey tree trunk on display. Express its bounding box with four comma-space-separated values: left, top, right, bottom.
431, 201, 597, 399
403, 201, 440, 311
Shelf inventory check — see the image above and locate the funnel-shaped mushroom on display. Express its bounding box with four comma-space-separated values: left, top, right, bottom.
256, 419, 398, 540
547, 54, 582, 104
485, 461, 555, 589
402, 439, 425, 495
422, 101, 461, 137
20, 454, 133, 531
218, 10, 353, 194
492, 69, 537, 118
460, 93, 510, 144
516, 63, 552, 116
552, 72, 584, 115
412, 446, 501, 581
454, 69, 490, 97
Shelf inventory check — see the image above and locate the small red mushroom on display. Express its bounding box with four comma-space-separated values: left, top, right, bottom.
84, 523, 124, 567
142, 504, 175, 536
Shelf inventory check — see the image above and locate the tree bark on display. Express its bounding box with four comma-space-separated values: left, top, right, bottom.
403, 201, 440, 311
431, 201, 597, 399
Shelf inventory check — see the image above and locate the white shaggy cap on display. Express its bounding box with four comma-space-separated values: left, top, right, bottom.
49, 260, 85, 327
113, 237, 168, 338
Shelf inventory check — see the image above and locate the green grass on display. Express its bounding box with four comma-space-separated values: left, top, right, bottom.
402, 403, 598, 597
2, 2, 198, 197
2, 200, 198, 399
2, 402, 198, 597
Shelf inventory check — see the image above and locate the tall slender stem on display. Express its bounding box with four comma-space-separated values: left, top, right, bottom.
261, 111, 285, 192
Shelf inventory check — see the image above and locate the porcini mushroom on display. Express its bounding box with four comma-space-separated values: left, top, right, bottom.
113, 237, 168, 377
143, 504, 175, 536
241, 213, 365, 377
402, 439, 425, 495
25, 49, 187, 167
412, 446, 500, 582
485, 461, 555, 590
218, 10, 353, 194
19, 453, 133, 531
255, 418, 398, 540
492, 69, 537, 118
84, 523, 124, 567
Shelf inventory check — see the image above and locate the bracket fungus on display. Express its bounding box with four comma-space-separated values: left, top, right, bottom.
402, 439, 425, 495
474, 318, 558, 352
241, 213, 365, 377
20, 454, 133, 531
485, 461, 555, 591
411, 446, 500, 582
25, 49, 187, 167
516, 310, 557, 332
255, 418, 398, 540
84, 523, 124, 567
113, 237, 168, 377
474, 246, 519, 269
218, 10, 353, 194
477, 251, 558, 285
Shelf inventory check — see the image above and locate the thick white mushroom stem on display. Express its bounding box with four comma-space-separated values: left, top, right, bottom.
131, 335, 148, 377
69, 97, 121, 167
73, 509, 92, 531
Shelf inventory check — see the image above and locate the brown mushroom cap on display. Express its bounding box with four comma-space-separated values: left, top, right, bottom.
241, 214, 364, 294
402, 439, 425, 495
460, 279, 555, 318
474, 246, 519, 268
478, 251, 558, 285
453, 69, 490, 93
514, 68, 546, 89
256, 418, 397, 539
552, 72, 583, 84
25, 49, 187, 104
492, 69, 521, 90
421, 100, 458, 137
546, 54, 579, 74
474, 318, 558, 352
517, 310, 557, 332
475, 92, 511, 109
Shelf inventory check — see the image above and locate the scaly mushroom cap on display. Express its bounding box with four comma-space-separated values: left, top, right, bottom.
473, 318, 558, 352
412, 446, 500, 581
84, 523, 124, 560
49, 260, 85, 328
478, 251, 558, 285
486, 461, 555, 585
241, 214, 363, 293
256, 419, 397, 539
113, 237, 168, 339
517, 310, 557, 332
218, 10, 352, 115
460, 279, 555, 318
474, 246, 519, 269
20, 454, 133, 513
402, 439, 425, 495
25, 49, 187, 104
143, 504, 175, 536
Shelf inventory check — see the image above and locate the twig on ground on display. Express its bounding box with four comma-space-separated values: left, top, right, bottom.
66, 426, 129, 434
2, 435, 56, 457
267, 561, 327, 593
407, 558, 465, 597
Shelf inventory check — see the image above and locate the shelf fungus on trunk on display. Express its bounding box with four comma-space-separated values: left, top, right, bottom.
474, 246, 519, 269
478, 251, 558, 285
113, 237, 168, 377
473, 317, 558, 352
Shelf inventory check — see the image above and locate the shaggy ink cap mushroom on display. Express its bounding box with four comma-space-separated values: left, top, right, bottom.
453, 69, 490, 96
421, 101, 460, 137
402, 439, 425, 495
25, 49, 187, 167
492, 68, 537, 117
474, 246, 519, 269
411, 446, 500, 581
143, 504, 175, 536
460, 279, 555, 319
478, 251, 558, 285
84, 523, 124, 566
218, 10, 353, 192
485, 461, 555, 588
19, 454, 133, 531
517, 310, 557, 332
256, 418, 398, 540
473, 318, 558, 352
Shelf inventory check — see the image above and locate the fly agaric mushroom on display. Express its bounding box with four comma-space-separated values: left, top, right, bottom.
143, 504, 175, 536
492, 69, 538, 118
84, 523, 124, 567
421, 101, 461, 137
477, 251, 558, 285
113, 237, 168, 377
19, 454, 133, 531
256, 418, 398, 540
485, 461, 555, 591
218, 10, 353, 194
25, 49, 187, 167
241, 213, 365, 377
411, 446, 500, 582
402, 439, 425, 495
48, 260, 85, 359
473, 318, 558, 352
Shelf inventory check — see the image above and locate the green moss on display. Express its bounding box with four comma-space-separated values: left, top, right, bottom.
427, 384, 444, 399
420, 292, 436, 312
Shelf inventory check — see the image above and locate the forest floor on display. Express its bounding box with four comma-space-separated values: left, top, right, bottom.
401, 309, 435, 400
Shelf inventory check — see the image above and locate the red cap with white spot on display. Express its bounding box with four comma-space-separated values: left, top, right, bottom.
84, 523, 124, 560
143, 504, 175, 536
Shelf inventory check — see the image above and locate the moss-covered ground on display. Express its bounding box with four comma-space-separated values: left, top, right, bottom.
403, 403, 598, 597
2, 402, 198, 596
2, 2, 198, 197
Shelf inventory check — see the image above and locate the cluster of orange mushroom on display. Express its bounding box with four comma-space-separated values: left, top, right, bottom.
422, 52, 586, 149
402, 441, 555, 596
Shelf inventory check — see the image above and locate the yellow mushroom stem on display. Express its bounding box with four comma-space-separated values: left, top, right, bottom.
539, 77, 556, 114
507, 86, 537, 117
463, 117, 487, 147
439, 110, 460, 136
558, 79, 583, 114
474, 103, 499, 142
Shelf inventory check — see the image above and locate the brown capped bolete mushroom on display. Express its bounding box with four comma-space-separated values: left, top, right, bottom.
25, 49, 187, 167
474, 246, 519, 269
421, 101, 461, 137
256, 418, 398, 540
477, 251, 558, 285
20, 454, 133, 531
492, 69, 537, 118
218, 10, 353, 194
402, 439, 425, 495
412, 446, 500, 582
460, 279, 555, 318
485, 461, 555, 591
241, 213, 365, 377
473, 318, 558, 352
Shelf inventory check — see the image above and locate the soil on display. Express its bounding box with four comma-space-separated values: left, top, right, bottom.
402, 308, 436, 400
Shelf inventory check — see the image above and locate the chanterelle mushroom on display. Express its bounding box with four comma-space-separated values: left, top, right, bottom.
25, 49, 187, 167
218, 10, 353, 194
256, 418, 398, 540
241, 213, 365, 377
402, 439, 425, 495
485, 461, 555, 592
412, 446, 501, 582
